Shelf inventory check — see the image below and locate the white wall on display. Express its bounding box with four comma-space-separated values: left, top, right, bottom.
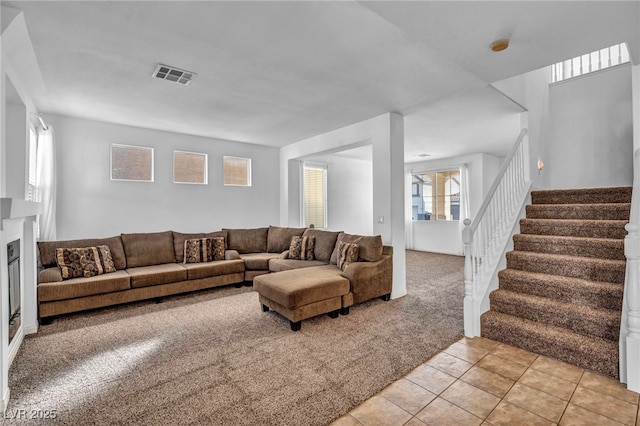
406, 153, 502, 255
280, 113, 406, 299
541, 65, 633, 189
328, 156, 373, 235
302, 154, 374, 235
50, 114, 280, 239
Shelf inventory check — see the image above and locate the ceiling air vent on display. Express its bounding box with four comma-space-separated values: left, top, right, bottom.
152, 64, 196, 86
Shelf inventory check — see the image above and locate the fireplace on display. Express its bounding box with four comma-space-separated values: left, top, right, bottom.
7, 239, 20, 344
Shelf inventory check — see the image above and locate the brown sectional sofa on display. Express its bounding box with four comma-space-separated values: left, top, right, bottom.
255, 230, 393, 330
36, 226, 393, 328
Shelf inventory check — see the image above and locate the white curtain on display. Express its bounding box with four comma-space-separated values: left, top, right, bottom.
35, 126, 57, 241
459, 163, 470, 253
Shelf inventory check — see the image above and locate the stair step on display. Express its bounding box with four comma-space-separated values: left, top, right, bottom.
489, 289, 620, 341
506, 251, 626, 284
520, 218, 627, 239
531, 186, 632, 205
498, 269, 623, 311
512, 234, 625, 260
525, 203, 630, 221
481, 311, 619, 378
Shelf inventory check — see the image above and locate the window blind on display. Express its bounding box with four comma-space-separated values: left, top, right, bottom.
303, 164, 327, 228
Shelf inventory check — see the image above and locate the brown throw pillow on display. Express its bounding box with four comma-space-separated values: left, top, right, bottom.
336, 241, 359, 271
184, 237, 225, 263
288, 236, 316, 260
56, 245, 116, 280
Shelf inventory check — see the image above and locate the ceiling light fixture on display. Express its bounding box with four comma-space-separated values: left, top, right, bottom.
490, 39, 510, 52
152, 64, 196, 86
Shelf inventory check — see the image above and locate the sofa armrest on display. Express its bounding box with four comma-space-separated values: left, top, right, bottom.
39, 267, 63, 284
225, 250, 241, 260
278, 250, 290, 259
341, 254, 393, 304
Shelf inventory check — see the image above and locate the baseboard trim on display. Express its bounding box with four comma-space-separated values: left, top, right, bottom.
391, 289, 407, 300
23, 324, 38, 335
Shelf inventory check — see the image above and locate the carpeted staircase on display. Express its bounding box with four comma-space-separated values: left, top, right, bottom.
481, 186, 632, 378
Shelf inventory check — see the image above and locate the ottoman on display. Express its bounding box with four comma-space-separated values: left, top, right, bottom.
253, 265, 353, 331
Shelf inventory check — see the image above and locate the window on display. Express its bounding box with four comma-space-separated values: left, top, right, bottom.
303, 163, 327, 229
26, 126, 38, 201
110, 144, 154, 182
551, 43, 630, 83
412, 169, 460, 221
173, 151, 208, 184
223, 156, 251, 186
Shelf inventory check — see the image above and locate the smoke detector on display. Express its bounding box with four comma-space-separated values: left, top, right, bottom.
152, 64, 196, 86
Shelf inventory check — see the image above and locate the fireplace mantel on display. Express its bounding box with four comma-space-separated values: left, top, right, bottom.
0, 198, 41, 226
0, 198, 40, 409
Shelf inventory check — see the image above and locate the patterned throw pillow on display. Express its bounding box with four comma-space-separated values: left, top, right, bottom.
184, 237, 225, 263
336, 241, 359, 271
288, 236, 316, 260
56, 245, 116, 280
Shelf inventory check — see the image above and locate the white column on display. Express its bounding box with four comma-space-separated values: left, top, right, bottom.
372, 113, 406, 299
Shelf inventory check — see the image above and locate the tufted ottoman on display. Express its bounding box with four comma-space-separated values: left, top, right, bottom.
253, 265, 353, 331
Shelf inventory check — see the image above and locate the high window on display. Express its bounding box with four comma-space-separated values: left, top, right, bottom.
223, 156, 251, 186
303, 163, 327, 229
173, 151, 208, 184
412, 169, 460, 221
551, 43, 630, 83
110, 144, 154, 182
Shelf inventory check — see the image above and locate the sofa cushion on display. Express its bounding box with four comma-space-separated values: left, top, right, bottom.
336, 242, 359, 271
182, 259, 245, 280
173, 230, 227, 263
224, 228, 268, 254
239, 253, 281, 270
267, 226, 306, 253
330, 233, 383, 264
253, 265, 349, 309
269, 258, 327, 273
184, 237, 225, 263
126, 263, 187, 288
302, 229, 341, 263
38, 270, 131, 302
38, 236, 127, 270
288, 235, 315, 260
121, 231, 176, 268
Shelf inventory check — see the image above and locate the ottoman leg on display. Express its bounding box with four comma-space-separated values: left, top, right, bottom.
262, 304, 269, 312
328, 310, 339, 319
380, 293, 391, 301
340, 307, 350, 316
290, 321, 302, 332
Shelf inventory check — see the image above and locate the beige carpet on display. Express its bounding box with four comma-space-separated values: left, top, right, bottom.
7, 251, 463, 425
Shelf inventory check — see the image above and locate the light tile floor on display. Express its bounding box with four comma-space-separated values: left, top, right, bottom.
330, 337, 640, 426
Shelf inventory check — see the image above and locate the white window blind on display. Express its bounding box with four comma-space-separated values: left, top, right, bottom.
303, 163, 327, 228
26, 126, 37, 201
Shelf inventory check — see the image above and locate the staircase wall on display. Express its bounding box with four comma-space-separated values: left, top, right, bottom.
541, 64, 633, 189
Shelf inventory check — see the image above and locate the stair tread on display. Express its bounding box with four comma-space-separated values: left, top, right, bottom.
499, 268, 623, 289
507, 250, 626, 267
481, 311, 619, 377
531, 187, 632, 205
520, 218, 628, 225
491, 289, 621, 341
513, 234, 624, 244
498, 269, 623, 311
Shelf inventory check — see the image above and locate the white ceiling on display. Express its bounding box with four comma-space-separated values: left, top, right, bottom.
4, 1, 639, 159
